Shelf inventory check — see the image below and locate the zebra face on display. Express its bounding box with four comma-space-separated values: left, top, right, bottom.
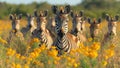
10, 14, 22, 32
88, 18, 102, 39
34, 10, 48, 31
71, 11, 86, 33
27, 14, 35, 27
52, 5, 71, 36
106, 15, 119, 36
58, 14, 69, 34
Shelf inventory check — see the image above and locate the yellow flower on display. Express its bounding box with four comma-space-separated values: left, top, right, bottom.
0, 37, 7, 44
102, 61, 107, 66
88, 50, 98, 58
15, 54, 21, 59
33, 38, 40, 43
16, 64, 21, 68
105, 49, 114, 57
11, 62, 16, 67
39, 44, 46, 51
20, 56, 26, 60
24, 64, 29, 68
88, 38, 93, 42
73, 63, 79, 68
34, 48, 41, 53
47, 49, 58, 57
6, 48, 16, 56
90, 42, 100, 51
104, 55, 109, 60
54, 60, 59, 65
29, 52, 36, 58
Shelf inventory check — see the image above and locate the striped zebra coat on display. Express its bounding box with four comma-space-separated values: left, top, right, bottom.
32, 10, 54, 49
102, 14, 119, 46
70, 11, 87, 43
52, 5, 79, 55
8, 14, 24, 43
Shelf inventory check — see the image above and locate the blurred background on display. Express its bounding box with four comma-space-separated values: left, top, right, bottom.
0, 0, 120, 19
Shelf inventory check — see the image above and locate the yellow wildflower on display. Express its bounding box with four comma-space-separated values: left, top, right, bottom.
88, 37, 93, 42
54, 60, 59, 65
24, 64, 29, 68
73, 63, 79, 68
39, 44, 46, 51
11, 62, 16, 68
16, 64, 21, 68
0, 37, 7, 44
88, 50, 98, 58
20, 56, 26, 60
33, 38, 40, 43
102, 61, 107, 66
47, 49, 58, 57
104, 55, 109, 60
90, 42, 100, 51
16, 54, 21, 59
6, 48, 16, 56
105, 49, 114, 57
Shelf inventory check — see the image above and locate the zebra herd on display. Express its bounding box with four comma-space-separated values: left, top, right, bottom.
8, 5, 119, 55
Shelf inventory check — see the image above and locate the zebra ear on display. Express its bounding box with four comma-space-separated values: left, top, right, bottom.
79, 10, 84, 17
52, 5, 58, 14
115, 15, 119, 21
106, 14, 110, 21
65, 5, 71, 13
98, 18, 102, 24
44, 10, 48, 16
70, 11, 74, 18
18, 14, 22, 20
88, 18, 91, 24
9, 14, 14, 20
34, 9, 38, 17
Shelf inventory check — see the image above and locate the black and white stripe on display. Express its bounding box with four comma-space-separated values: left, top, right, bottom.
32, 10, 53, 49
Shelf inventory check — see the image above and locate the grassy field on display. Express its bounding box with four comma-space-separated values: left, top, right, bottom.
0, 19, 120, 68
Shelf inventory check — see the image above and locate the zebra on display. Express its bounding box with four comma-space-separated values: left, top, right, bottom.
8, 14, 24, 43
70, 11, 87, 43
21, 13, 36, 37
32, 10, 54, 49
87, 17, 102, 40
52, 5, 79, 55
102, 14, 119, 45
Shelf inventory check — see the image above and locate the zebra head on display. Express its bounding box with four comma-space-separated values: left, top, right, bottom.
52, 5, 71, 37
10, 14, 22, 33
88, 18, 102, 39
71, 11, 86, 34
34, 10, 48, 31
26, 13, 35, 28
106, 14, 119, 36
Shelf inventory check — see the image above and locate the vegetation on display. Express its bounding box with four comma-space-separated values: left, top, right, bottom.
0, 0, 120, 68
0, 0, 120, 19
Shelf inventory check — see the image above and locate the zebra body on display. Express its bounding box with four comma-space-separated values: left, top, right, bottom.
102, 14, 119, 45
87, 18, 102, 40
32, 10, 54, 49
71, 11, 86, 43
8, 14, 24, 43
52, 5, 79, 55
